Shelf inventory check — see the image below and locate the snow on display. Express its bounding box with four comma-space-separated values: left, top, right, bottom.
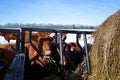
0, 36, 8, 44
65, 33, 94, 47
0, 36, 16, 44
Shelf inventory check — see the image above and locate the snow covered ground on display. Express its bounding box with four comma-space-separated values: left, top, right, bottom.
0, 36, 8, 44
0, 36, 17, 44
65, 33, 94, 47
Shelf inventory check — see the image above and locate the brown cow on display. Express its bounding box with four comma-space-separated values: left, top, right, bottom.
63, 42, 84, 73
51, 33, 84, 74
51, 42, 84, 74
0, 43, 16, 79
24, 33, 59, 80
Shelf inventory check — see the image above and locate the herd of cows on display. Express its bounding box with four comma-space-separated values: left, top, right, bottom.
0, 30, 92, 80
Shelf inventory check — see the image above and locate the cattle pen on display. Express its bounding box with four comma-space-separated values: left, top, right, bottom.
0, 28, 95, 80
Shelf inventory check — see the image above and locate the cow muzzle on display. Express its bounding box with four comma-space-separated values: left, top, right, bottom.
43, 50, 51, 56
43, 55, 59, 73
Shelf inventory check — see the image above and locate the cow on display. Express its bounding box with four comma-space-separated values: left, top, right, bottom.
24, 32, 60, 80
0, 43, 16, 79
51, 42, 84, 74
50, 33, 84, 74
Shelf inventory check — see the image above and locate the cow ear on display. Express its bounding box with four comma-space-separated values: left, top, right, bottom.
11, 33, 16, 37
47, 32, 51, 35
32, 34, 38, 41
49, 33, 55, 37
13, 33, 16, 36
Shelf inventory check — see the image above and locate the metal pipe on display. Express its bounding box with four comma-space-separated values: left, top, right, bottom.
55, 32, 57, 44
59, 31, 65, 79
16, 30, 20, 54
83, 32, 91, 74
21, 28, 25, 53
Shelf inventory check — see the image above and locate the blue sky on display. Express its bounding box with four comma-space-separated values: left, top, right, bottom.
0, 0, 120, 26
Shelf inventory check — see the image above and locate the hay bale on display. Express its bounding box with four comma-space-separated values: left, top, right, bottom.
88, 10, 120, 80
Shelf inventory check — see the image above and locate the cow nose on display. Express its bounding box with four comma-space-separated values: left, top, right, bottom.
43, 50, 51, 56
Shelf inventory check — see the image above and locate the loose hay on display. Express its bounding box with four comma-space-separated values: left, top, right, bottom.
88, 10, 120, 80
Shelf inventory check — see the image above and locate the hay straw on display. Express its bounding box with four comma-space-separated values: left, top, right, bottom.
88, 10, 120, 80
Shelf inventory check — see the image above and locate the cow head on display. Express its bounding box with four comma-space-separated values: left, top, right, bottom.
36, 33, 59, 73
38, 37, 53, 57
0, 32, 16, 42
24, 32, 59, 78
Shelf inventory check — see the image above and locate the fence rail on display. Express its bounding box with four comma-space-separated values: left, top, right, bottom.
21, 28, 96, 79
0, 28, 96, 80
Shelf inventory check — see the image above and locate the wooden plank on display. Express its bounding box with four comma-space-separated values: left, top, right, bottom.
4, 53, 25, 80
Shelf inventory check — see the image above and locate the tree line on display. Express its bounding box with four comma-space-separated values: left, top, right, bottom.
0, 23, 98, 29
